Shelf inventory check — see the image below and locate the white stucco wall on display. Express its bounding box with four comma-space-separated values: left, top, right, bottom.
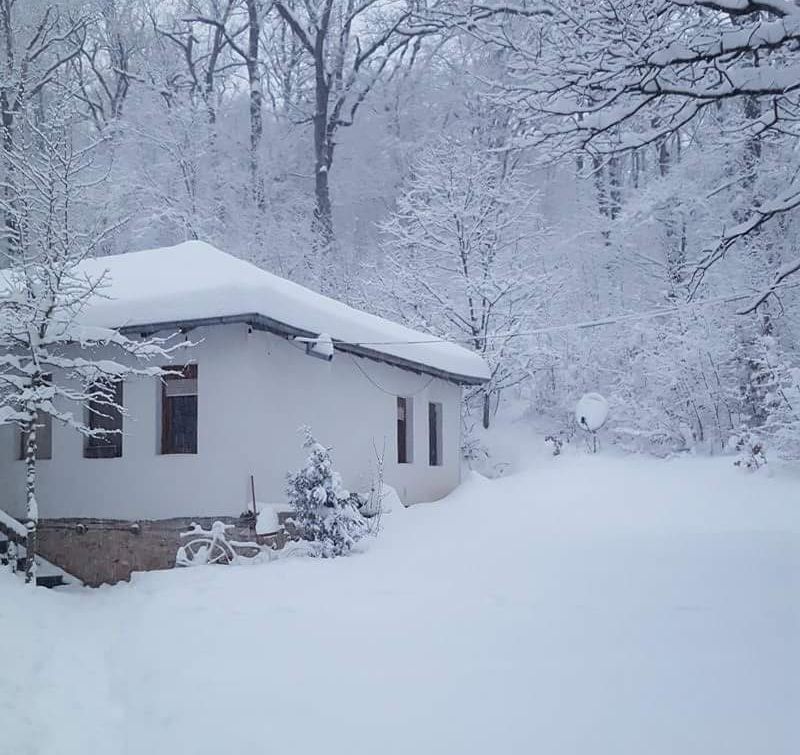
0, 324, 464, 520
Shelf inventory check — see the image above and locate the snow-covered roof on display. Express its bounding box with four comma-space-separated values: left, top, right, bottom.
79, 241, 490, 385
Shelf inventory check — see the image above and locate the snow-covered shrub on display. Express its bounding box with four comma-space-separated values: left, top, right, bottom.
357, 490, 381, 519
729, 332, 800, 462
286, 429, 370, 557
461, 429, 489, 468
373, 483, 403, 515
752, 340, 800, 462
732, 429, 767, 472
544, 434, 563, 456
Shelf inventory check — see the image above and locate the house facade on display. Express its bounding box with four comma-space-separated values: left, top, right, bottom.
0, 242, 489, 529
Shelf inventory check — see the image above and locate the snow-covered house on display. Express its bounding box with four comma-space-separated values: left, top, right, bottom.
0, 242, 488, 534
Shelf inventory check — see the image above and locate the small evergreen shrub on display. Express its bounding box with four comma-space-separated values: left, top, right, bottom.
286, 428, 369, 557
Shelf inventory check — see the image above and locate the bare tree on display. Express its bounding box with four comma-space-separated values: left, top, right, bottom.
153, 0, 236, 127
270, 0, 429, 286
463, 0, 800, 308
261, 3, 312, 118
380, 135, 552, 428
0, 0, 91, 247
0, 103, 175, 583
188, 0, 267, 208
147, 0, 240, 234
71, 0, 149, 132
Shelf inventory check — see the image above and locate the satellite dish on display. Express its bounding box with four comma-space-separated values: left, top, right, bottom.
575, 393, 609, 432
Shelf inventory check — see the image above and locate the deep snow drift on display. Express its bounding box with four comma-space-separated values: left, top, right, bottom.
1, 453, 798, 755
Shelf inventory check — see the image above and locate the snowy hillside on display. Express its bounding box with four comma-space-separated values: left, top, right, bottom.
2, 454, 797, 755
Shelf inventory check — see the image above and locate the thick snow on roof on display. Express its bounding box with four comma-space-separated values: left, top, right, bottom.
80, 241, 490, 382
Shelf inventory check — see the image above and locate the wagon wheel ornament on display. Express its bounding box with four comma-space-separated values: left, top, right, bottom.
176, 521, 238, 566
176, 520, 264, 567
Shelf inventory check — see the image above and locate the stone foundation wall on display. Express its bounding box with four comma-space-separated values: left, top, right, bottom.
38, 516, 287, 587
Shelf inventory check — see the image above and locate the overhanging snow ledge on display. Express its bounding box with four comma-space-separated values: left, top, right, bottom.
118, 313, 489, 386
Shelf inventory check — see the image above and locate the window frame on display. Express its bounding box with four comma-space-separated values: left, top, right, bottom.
160, 364, 198, 455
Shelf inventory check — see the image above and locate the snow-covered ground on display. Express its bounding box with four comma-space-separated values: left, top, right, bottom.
2, 452, 798, 754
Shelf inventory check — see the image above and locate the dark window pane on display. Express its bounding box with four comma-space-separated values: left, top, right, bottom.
429, 402, 442, 466
397, 396, 412, 464
397, 397, 406, 463
167, 395, 198, 454
85, 381, 123, 458
161, 365, 198, 454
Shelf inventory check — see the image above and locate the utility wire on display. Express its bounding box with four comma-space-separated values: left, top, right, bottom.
335, 280, 800, 348
348, 354, 436, 396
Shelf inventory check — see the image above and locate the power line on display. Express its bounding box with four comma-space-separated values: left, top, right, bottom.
337, 280, 800, 348
348, 354, 436, 397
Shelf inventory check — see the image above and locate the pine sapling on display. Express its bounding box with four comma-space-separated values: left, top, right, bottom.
286, 428, 369, 557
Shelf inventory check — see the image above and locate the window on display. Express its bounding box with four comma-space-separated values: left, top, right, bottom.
18, 413, 52, 461
397, 396, 413, 464
84, 380, 123, 459
428, 402, 443, 466
161, 365, 198, 455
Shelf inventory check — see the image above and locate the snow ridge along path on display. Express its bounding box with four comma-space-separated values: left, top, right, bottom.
1, 454, 798, 754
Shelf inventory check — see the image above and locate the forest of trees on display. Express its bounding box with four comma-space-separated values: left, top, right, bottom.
3, 0, 800, 462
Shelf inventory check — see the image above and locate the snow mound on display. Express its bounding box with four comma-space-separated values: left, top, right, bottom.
377, 483, 404, 515
255, 502, 292, 535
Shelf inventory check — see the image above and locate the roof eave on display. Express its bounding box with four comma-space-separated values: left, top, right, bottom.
118, 313, 489, 387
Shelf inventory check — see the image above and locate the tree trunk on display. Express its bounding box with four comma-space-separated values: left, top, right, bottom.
312, 158, 335, 290
656, 133, 686, 300
311, 37, 335, 283
593, 155, 610, 247
23, 416, 38, 585
0, 1, 16, 253
482, 390, 491, 429
245, 0, 265, 210
1, 92, 18, 254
